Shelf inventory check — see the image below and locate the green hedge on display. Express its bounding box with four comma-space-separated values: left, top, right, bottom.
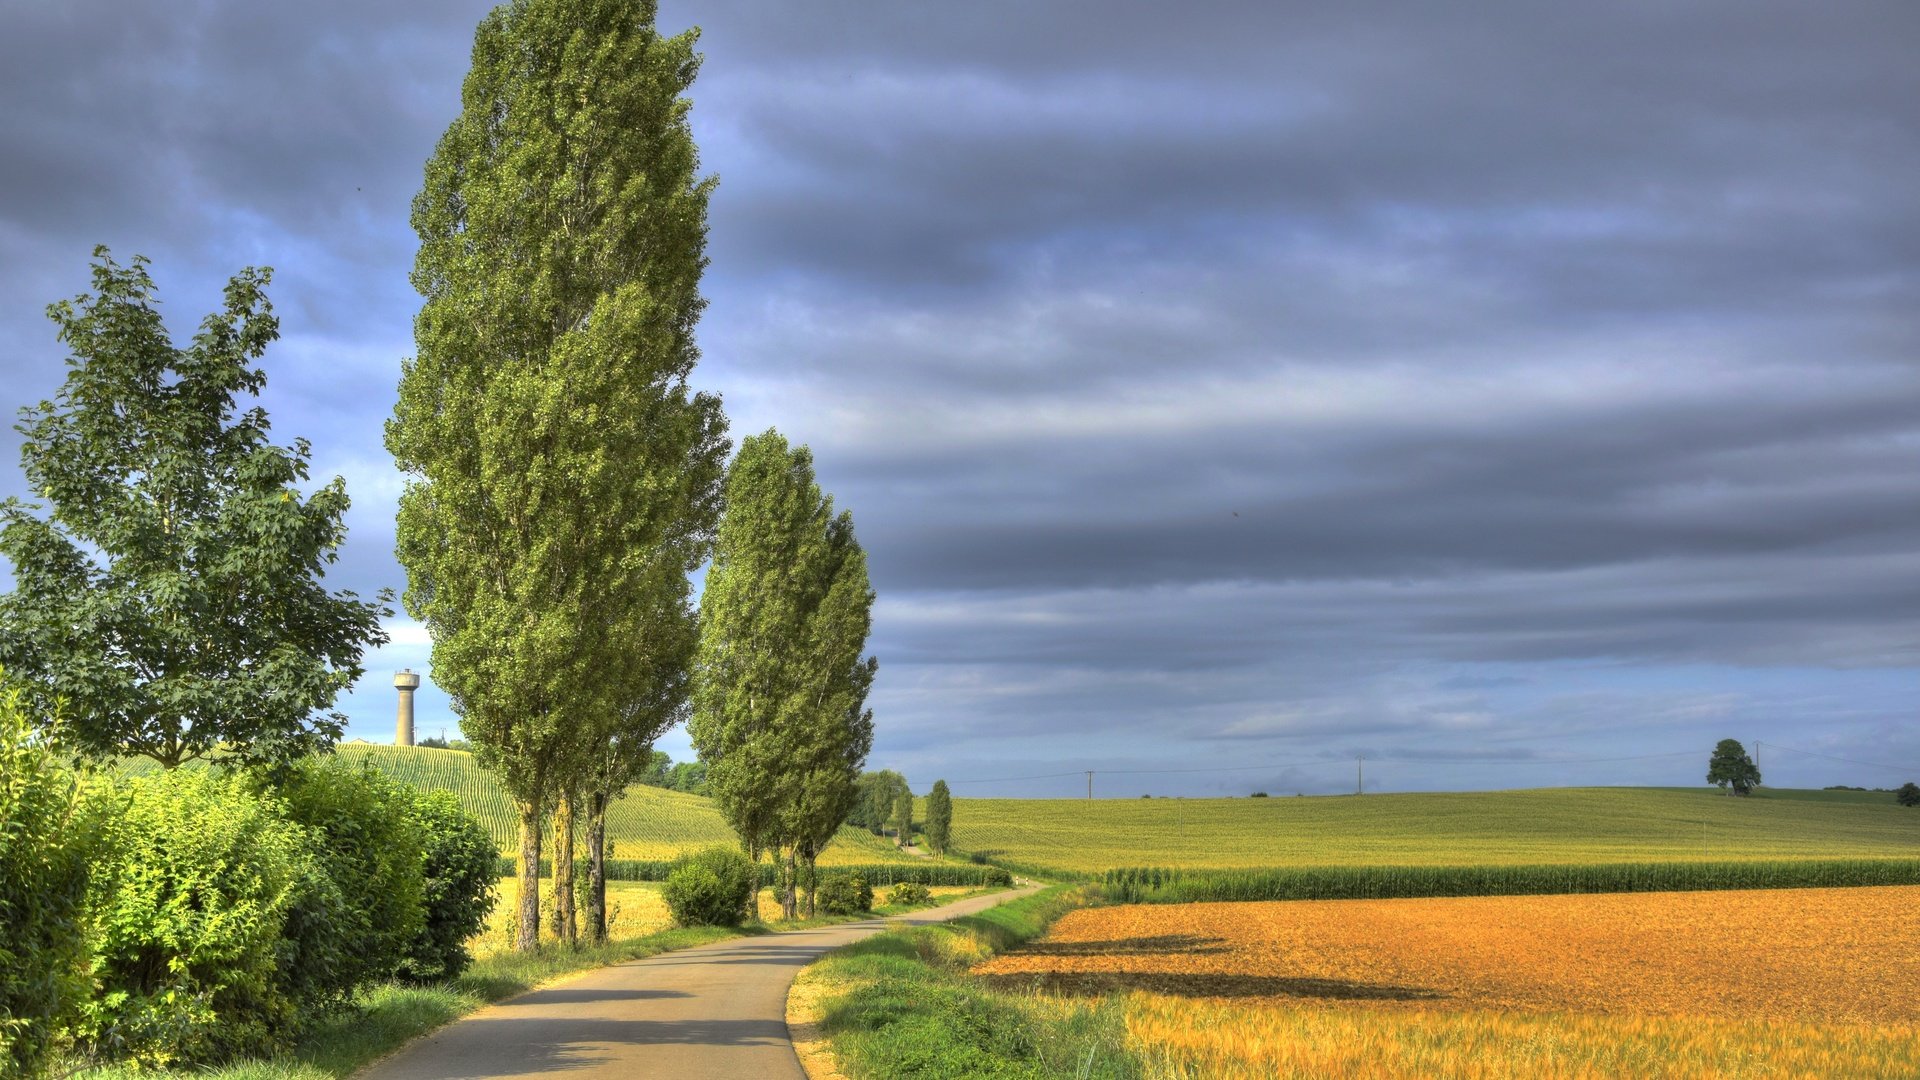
1099, 858, 1920, 903
0, 687, 96, 1080
495, 856, 1011, 888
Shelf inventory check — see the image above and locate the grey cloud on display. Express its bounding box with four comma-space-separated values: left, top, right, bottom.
1, 0, 1915, 793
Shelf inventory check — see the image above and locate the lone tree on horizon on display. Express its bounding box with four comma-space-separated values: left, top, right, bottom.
391, 0, 728, 950
1707, 738, 1762, 796
0, 250, 389, 768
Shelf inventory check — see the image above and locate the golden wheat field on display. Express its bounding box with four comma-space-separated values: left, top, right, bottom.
977, 886, 1920, 1078
1122, 998, 1920, 1080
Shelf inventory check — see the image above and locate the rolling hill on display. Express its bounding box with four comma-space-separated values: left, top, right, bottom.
119, 743, 919, 866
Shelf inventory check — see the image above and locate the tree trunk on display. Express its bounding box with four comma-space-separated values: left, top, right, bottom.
585, 791, 608, 945
516, 801, 542, 952
802, 847, 818, 919
554, 788, 577, 946
780, 847, 799, 920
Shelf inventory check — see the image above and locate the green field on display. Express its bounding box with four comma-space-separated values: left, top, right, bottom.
945, 787, 1920, 876
338, 744, 921, 864
117, 743, 918, 866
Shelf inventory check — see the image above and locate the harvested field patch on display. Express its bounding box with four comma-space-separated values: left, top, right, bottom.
974, 885, 1920, 1024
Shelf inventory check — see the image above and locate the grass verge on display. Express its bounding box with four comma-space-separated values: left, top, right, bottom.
790, 887, 1142, 1079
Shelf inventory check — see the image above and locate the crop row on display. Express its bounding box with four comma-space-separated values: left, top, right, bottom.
495, 856, 1012, 888
1099, 858, 1920, 902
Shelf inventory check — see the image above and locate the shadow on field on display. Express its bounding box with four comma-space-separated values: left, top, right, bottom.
1015, 934, 1231, 957
977, 970, 1445, 1002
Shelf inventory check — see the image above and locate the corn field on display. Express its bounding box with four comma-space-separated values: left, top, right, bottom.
1099, 857, 1920, 902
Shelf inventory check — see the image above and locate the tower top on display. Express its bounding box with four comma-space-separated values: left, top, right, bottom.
394, 669, 421, 690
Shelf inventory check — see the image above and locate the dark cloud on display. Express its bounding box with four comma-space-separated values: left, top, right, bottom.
0, 0, 1915, 794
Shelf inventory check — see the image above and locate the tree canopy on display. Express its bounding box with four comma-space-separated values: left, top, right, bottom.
0, 250, 388, 768
1706, 738, 1762, 796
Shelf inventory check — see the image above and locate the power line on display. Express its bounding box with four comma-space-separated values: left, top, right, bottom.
1756, 740, 1920, 776
947, 748, 1708, 786
945, 769, 1086, 785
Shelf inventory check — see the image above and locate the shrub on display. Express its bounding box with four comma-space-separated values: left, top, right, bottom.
817, 872, 874, 915
662, 846, 756, 927
266, 758, 427, 1007
79, 769, 314, 1067
399, 789, 497, 981
886, 881, 931, 906
0, 687, 97, 1079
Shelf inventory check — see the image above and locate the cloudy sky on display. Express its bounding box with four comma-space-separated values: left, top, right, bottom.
2, 1, 1915, 796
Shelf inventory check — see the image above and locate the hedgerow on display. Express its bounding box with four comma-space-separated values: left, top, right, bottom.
77, 768, 315, 1067
0, 686, 96, 1080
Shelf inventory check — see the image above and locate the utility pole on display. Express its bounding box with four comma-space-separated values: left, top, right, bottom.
1086, 770, 1093, 800
1357, 755, 1364, 795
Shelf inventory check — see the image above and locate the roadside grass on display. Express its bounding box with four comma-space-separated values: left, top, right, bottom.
794, 887, 1142, 1079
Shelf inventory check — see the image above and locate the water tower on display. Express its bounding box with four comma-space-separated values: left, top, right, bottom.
395, 669, 421, 746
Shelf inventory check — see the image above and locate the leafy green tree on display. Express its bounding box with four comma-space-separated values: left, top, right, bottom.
690, 431, 876, 918
1897, 782, 1920, 807
854, 770, 908, 834
0, 251, 389, 768
666, 759, 709, 794
391, 0, 727, 951
924, 779, 953, 855
892, 786, 914, 848
636, 749, 674, 787
1706, 738, 1762, 796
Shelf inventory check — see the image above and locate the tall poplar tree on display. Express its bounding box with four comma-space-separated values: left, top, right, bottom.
690, 431, 877, 918
391, 0, 727, 951
924, 779, 953, 855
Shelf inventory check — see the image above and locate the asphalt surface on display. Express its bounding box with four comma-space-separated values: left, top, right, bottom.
358, 886, 1040, 1080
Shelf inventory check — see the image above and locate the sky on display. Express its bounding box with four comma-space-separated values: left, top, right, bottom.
1, 1, 1915, 796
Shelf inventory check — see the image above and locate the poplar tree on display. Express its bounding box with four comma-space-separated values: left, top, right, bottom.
691, 431, 877, 918
0, 250, 389, 768
924, 779, 953, 855
391, 0, 727, 951
892, 787, 914, 849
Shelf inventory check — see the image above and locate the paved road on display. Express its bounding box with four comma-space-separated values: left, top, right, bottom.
359, 886, 1039, 1080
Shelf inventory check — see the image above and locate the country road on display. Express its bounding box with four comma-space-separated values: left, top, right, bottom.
358, 886, 1039, 1080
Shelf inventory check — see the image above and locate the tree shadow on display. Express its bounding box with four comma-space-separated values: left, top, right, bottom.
1015, 934, 1231, 957
511, 987, 691, 1006
976, 970, 1445, 1002
372, 1016, 794, 1079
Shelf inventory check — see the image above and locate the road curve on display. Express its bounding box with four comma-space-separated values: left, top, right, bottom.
358, 886, 1039, 1080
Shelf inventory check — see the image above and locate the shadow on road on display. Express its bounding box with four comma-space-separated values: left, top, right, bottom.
392, 1017, 794, 1079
